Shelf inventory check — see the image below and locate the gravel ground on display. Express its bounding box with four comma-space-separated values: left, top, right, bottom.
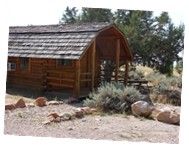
4, 102, 180, 144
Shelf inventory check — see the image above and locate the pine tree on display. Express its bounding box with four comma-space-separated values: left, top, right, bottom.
59, 6, 78, 24
81, 7, 113, 23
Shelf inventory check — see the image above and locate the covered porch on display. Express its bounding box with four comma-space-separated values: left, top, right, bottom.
74, 26, 132, 97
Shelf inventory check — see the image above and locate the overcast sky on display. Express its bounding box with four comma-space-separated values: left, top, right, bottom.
7, 0, 185, 26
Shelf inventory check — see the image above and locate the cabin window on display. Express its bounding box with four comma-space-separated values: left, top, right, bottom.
20, 57, 29, 70
57, 59, 72, 66
7, 62, 16, 71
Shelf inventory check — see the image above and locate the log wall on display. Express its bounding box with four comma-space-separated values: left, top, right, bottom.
7, 57, 76, 92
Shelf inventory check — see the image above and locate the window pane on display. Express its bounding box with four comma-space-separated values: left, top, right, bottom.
57, 59, 72, 66
7, 62, 16, 71
20, 58, 29, 70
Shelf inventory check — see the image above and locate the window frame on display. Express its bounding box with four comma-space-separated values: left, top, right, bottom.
56, 59, 73, 68
20, 57, 30, 71
7, 62, 16, 71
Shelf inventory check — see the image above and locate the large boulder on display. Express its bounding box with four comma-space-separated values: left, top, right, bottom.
15, 98, 26, 108
34, 97, 47, 107
149, 108, 162, 120
156, 109, 180, 125
131, 101, 154, 117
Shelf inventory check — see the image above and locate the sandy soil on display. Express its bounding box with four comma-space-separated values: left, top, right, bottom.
4, 94, 180, 144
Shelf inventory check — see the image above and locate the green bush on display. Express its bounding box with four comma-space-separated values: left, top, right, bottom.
83, 82, 149, 113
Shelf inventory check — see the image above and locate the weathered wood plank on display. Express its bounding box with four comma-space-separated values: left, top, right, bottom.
80, 79, 91, 82
91, 40, 96, 90
124, 61, 129, 85
115, 39, 120, 82
48, 82, 74, 88
74, 60, 81, 97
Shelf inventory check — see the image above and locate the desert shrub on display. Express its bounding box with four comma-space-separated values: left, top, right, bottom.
175, 60, 183, 74
128, 66, 145, 80
153, 76, 182, 94
136, 65, 154, 76
151, 76, 182, 106
145, 72, 166, 86
84, 82, 149, 113
120, 86, 143, 103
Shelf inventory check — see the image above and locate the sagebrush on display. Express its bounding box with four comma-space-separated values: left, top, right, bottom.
84, 82, 151, 113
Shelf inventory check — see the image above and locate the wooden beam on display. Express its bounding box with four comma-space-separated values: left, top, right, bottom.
91, 39, 96, 90
124, 60, 129, 85
74, 60, 81, 97
97, 36, 119, 40
115, 39, 120, 82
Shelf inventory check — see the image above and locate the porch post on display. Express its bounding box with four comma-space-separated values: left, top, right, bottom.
115, 39, 120, 82
91, 39, 96, 90
124, 60, 129, 85
74, 60, 80, 97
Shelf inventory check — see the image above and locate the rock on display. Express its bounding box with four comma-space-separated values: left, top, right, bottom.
15, 98, 26, 108
42, 120, 51, 125
75, 107, 97, 115
74, 109, 84, 118
68, 127, 73, 130
81, 119, 87, 122
47, 101, 61, 105
131, 101, 154, 117
27, 103, 35, 108
5, 104, 16, 110
149, 108, 162, 120
81, 107, 92, 115
48, 112, 60, 118
95, 117, 101, 122
170, 113, 180, 125
67, 97, 78, 104
60, 112, 72, 121
156, 110, 180, 125
47, 112, 61, 123
120, 132, 142, 139
90, 108, 97, 113
34, 97, 47, 107
53, 117, 61, 122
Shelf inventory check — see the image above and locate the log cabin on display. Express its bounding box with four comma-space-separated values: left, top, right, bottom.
7, 23, 133, 98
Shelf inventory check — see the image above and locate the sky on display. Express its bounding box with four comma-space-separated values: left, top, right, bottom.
6, 0, 185, 26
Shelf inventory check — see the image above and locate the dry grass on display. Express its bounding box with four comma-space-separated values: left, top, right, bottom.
135, 65, 154, 76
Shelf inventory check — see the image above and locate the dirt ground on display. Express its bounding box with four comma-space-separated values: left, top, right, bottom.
4, 93, 180, 144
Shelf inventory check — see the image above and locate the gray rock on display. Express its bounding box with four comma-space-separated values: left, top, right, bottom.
47, 101, 60, 105
60, 112, 72, 121
131, 101, 154, 117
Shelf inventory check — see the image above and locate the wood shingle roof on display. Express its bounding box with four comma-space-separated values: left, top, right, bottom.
8, 23, 112, 59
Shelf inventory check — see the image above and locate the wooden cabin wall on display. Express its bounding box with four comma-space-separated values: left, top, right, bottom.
45, 59, 75, 91
7, 57, 44, 90
80, 44, 92, 88
7, 57, 76, 91
79, 42, 101, 89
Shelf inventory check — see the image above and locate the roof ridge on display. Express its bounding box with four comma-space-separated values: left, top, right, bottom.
9, 22, 112, 28
9, 22, 113, 34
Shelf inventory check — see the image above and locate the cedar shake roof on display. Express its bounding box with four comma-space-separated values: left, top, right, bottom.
8, 23, 132, 60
